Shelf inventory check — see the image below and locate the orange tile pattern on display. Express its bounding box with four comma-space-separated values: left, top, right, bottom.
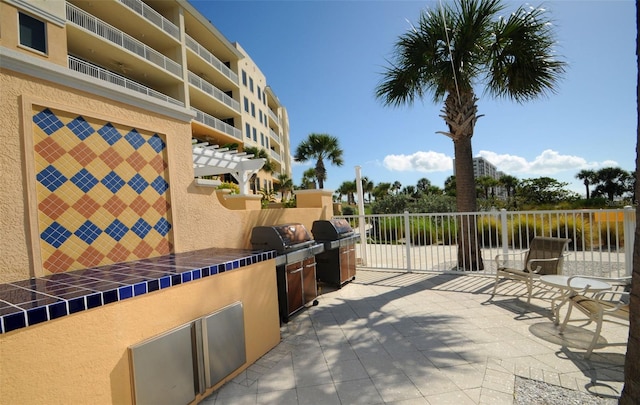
32, 107, 173, 274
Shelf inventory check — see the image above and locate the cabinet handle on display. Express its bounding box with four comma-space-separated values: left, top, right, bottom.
289, 268, 303, 274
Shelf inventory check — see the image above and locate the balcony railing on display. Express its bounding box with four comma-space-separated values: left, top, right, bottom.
185, 35, 238, 84
66, 3, 182, 77
187, 71, 239, 112
269, 128, 280, 143
117, 0, 180, 40
338, 207, 635, 278
68, 55, 183, 107
191, 107, 242, 140
270, 150, 281, 163
267, 108, 279, 125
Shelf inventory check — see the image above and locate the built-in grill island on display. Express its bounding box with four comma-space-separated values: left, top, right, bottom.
312, 219, 360, 288
251, 223, 324, 323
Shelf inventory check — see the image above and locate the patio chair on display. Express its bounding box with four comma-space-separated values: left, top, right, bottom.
559, 275, 630, 358
491, 236, 571, 303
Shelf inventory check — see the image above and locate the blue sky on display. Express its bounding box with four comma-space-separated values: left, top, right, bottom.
193, 0, 636, 196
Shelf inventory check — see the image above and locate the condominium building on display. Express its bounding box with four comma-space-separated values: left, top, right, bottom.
2, 0, 290, 191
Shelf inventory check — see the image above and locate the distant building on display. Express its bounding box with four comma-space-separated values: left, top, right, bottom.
453, 157, 508, 199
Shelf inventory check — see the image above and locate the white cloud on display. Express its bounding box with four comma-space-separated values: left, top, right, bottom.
383, 151, 452, 173
478, 149, 616, 175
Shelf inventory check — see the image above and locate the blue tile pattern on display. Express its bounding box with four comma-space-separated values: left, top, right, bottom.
0, 248, 276, 334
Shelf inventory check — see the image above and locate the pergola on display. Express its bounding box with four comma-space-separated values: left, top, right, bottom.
192, 142, 265, 195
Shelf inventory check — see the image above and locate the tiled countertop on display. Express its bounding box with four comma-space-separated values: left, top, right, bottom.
0, 248, 276, 334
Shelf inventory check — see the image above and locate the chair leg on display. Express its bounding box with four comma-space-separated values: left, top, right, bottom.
491, 273, 500, 298
585, 316, 603, 359
559, 301, 573, 333
526, 280, 532, 304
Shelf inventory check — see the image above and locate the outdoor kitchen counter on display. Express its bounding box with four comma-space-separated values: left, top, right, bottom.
0, 247, 281, 405
0, 247, 276, 333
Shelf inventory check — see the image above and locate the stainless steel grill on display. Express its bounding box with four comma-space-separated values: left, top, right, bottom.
312, 219, 360, 288
250, 223, 323, 323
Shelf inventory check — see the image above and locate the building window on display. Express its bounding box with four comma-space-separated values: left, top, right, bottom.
245, 123, 251, 138
244, 97, 249, 113
249, 78, 254, 93
19, 12, 47, 54
257, 86, 261, 100
260, 133, 264, 146
252, 128, 257, 142
242, 70, 247, 86
251, 103, 255, 117
259, 110, 263, 124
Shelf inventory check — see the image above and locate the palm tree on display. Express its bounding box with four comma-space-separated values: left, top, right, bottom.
375, 0, 565, 270
294, 133, 344, 189
361, 176, 375, 203
275, 173, 294, 201
620, 3, 639, 400
392, 181, 402, 195
592, 167, 633, 201
300, 168, 317, 189
575, 169, 597, 199
498, 174, 519, 208
244, 146, 273, 194
476, 175, 498, 199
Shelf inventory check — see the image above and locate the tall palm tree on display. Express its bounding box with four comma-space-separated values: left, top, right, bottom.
620, 3, 639, 401
575, 169, 597, 199
294, 133, 344, 189
592, 167, 633, 201
375, 0, 565, 270
361, 176, 374, 203
498, 174, 519, 208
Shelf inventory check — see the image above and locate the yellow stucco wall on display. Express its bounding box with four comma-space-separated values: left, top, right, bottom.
1, 68, 329, 283
0, 259, 281, 405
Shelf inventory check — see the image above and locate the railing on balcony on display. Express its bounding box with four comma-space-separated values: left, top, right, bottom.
270, 150, 281, 163
68, 55, 183, 106
267, 108, 279, 125
269, 128, 280, 143
337, 207, 635, 278
117, 0, 180, 40
187, 71, 239, 112
191, 107, 242, 140
185, 35, 238, 84
66, 3, 182, 77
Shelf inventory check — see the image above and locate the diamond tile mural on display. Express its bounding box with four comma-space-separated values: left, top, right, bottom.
32, 107, 173, 274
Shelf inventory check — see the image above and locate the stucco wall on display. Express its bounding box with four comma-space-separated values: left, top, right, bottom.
0, 259, 280, 405
0, 68, 328, 283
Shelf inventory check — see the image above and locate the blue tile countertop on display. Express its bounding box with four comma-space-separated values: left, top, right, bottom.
0, 248, 276, 334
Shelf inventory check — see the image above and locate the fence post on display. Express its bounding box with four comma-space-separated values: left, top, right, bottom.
623, 205, 635, 276
404, 211, 412, 272
500, 209, 509, 257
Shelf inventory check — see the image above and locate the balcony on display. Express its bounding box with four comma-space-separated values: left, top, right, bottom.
267, 108, 279, 126
185, 35, 238, 85
117, 0, 180, 40
191, 107, 242, 140
68, 55, 183, 107
66, 3, 182, 77
269, 128, 280, 143
269, 150, 281, 163
188, 71, 240, 113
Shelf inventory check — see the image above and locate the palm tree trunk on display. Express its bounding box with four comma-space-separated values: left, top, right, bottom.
620, 3, 639, 401
454, 136, 484, 271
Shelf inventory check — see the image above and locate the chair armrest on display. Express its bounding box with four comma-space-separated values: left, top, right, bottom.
494, 251, 527, 268
525, 256, 561, 274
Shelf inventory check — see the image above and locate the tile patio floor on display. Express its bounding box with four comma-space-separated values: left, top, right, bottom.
203, 270, 628, 405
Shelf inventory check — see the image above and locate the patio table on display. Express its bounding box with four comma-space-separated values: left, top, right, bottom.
539, 275, 611, 324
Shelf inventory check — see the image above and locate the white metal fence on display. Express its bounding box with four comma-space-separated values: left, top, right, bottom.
337, 207, 635, 278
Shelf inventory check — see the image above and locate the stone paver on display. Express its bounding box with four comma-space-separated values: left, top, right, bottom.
205, 270, 627, 404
